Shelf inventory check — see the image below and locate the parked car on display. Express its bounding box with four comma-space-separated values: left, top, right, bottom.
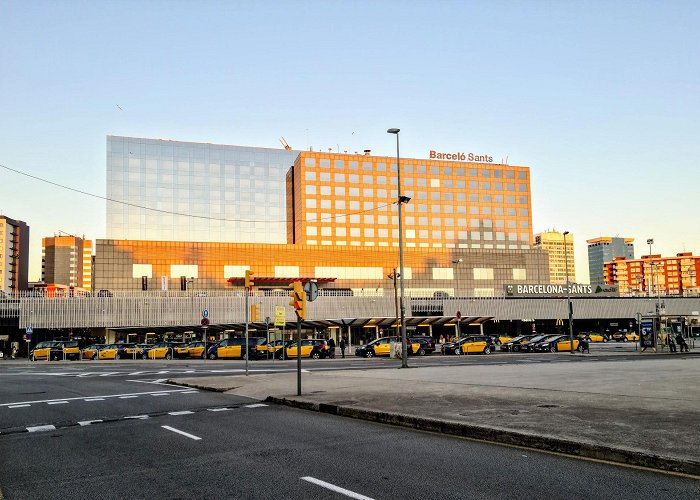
408, 335, 436, 355
30, 341, 80, 361
281, 339, 330, 359
141, 342, 185, 360
518, 335, 550, 353
82, 343, 105, 360
206, 337, 265, 360
355, 336, 420, 358
533, 335, 587, 353
441, 335, 494, 355
500, 335, 536, 352
179, 341, 208, 359
268, 339, 293, 358
612, 331, 638, 342
578, 332, 605, 342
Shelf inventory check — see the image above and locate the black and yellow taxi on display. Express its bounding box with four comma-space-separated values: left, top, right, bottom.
518, 335, 549, 353
355, 336, 421, 358
82, 344, 105, 360
281, 338, 331, 359
268, 339, 293, 358
178, 341, 208, 359
612, 331, 639, 342
533, 335, 587, 353
97, 343, 141, 360
141, 342, 184, 360
30, 341, 81, 361
206, 337, 264, 360
441, 335, 494, 355
500, 335, 535, 352
578, 332, 605, 342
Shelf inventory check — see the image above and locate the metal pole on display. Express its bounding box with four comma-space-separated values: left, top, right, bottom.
296, 316, 302, 395
389, 129, 408, 369
390, 269, 399, 337
245, 290, 249, 376
564, 231, 574, 354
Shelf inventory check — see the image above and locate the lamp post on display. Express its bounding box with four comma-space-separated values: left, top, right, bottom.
387, 268, 400, 337
388, 128, 409, 368
452, 259, 462, 298
563, 231, 574, 354
646, 238, 654, 298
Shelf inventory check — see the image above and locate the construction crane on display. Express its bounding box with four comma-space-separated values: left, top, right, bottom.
279, 137, 292, 150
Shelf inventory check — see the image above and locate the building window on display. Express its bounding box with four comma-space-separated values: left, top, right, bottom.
473, 268, 494, 280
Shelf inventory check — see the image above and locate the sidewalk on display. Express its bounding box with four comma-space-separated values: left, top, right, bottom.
170, 355, 700, 477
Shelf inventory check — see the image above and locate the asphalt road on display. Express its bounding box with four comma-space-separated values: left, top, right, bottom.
1, 353, 699, 499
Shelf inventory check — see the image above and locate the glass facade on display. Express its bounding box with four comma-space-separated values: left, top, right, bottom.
587, 237, 635, 285
106, 136, 299, 243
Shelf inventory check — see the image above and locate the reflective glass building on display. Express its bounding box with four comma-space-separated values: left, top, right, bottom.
106, 136, 299, 243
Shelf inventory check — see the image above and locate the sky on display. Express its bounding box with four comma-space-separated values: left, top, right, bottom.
1, 0, 699, 282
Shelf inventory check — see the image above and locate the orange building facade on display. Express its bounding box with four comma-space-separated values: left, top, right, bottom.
604, 252, 700, 296
287, 151, 533, 250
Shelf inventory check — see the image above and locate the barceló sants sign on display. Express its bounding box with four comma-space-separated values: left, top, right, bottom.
429, 150, 493, 162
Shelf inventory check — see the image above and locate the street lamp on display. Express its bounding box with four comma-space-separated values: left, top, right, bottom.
646, 238, 654, 298
387, 269, 400, 337
563, 231, 574, 354
452, 258, 462, 298
388, 127, 410, 368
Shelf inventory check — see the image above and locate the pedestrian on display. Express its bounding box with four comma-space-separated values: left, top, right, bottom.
328, 337, 336, 358
676, 333, 689, 353
339, 337, 346, 358
667, 334, 677, 353
439, 334, 445, 344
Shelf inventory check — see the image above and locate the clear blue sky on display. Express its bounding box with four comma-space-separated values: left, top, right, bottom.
1, 1, 699, 281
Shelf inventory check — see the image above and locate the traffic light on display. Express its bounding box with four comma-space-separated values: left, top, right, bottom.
250, 304, 260, 322
288, 281, 307, 320
180, 276, 187, 291
245, 270, 254, 289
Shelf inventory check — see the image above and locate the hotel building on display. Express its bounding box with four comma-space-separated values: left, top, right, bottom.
604, 252, 699, 296
97, 137, 549, 297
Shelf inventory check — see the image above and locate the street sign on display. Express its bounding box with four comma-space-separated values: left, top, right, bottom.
202, 309, 209, 318
200, 317, 210, 327
274, 306, 286, 327
26, 326, 33, 334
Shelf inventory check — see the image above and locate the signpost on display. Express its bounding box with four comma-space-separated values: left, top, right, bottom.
201, 312, 209, 360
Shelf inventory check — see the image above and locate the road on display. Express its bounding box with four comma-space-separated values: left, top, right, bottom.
1, 354, 698, 499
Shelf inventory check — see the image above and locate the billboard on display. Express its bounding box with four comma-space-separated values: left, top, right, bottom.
504, 283, 619, 298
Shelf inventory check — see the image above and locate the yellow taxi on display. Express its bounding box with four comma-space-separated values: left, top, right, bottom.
268, 340, 291, 357
281, 339, 331, 359
624, 332, 639, 342
533, 335, 586, 353
141, 342, 184, 360
82, 344, 105, 360
206, 338, 264, 360
30, 341, 81, 361
355, 336, 421, 358
494, 335, 513, 345
578, 332, 604, 342
96, 343, 139, 360
179, 341, 208, 359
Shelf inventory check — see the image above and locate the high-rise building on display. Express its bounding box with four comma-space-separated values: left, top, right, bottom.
42, 235, 93, 291
287, 151, 533, 249
0, 215, 30, 294
98, 136, 549, 296
587, 237, 634, 285
534, 230, 575, 284
106, 136, 299, 243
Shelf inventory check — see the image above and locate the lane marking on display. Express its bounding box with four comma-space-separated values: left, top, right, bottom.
27, 425, 56, 433
84, 398, 106, 402
9, 404, 30, 409
168, 410, 194, 416
150, 393, 169, 397
182, 390, 199, 394
162, 425, 202, 441
99, 372, 121, 377
244, 404, 268, 408
118, 395, 138, 399
47, 401, 68, 405
78, 420, 103, 426
128, 371, 147, 375
207, 408, 232, 412
0, 388, 193, 407
124, 415, 149, 420
301, 477, 374, 500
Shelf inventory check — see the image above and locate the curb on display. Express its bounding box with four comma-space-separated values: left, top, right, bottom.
266, 396, 700, 478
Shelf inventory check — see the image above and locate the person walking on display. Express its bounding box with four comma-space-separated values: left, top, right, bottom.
328, 337, 336, 358
339, 337, 346, 358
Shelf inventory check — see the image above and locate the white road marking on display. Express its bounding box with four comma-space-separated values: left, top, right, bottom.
0, 388, 193, 407
118, 395, 138, 399
150, 393, 169, 397
168, 410, 194, 416
78, 420, 103, 426
27, 425, 56, 433
301, 477, 374, 500
156, 371, 170, 374
128, 371, 146, 375
9, 404, 30, 409
207, 408, 231, 412
243, 404, 268, 408
124, 415, 149, 420
182, 390, 198, 394
99, 372, 121, 377
84, 398, 106, 402
184, 370, 195, 373
47, 401, 68, 405
162, 425, 202, 441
